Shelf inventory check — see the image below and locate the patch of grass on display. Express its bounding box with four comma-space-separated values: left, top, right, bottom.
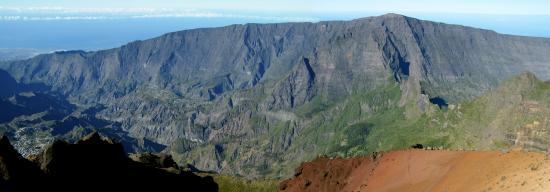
210, 174, 278, 192
295, 95, 333, 118
527, 78, 550, 100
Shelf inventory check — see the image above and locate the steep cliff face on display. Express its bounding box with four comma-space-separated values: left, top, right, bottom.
406, 18, 550, 102
2, 14, 550, 178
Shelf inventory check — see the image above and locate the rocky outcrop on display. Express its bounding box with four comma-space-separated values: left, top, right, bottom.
129, 152, 179, 169
269, 58, 316, 109
0, 132, 218, 191
0, 135, 44, 190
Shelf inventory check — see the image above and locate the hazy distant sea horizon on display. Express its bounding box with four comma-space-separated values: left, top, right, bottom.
1, 13, 549, 52
0, 18, 268, 51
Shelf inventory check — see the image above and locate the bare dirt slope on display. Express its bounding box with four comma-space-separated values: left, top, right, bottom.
280, 150, 549, 192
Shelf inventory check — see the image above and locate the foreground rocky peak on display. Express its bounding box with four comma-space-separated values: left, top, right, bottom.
0, 135, 43, 182
0, 132, 218, 191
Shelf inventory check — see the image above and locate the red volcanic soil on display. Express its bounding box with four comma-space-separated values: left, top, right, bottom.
280, 150, 550, 192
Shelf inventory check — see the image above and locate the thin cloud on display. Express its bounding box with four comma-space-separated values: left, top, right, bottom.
1, 16, 110, 21
0, 6, 318, 22
0, 6, 163, 13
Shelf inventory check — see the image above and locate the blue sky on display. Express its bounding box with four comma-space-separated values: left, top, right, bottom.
2, 0, 550, 15
1, 0, 549, 50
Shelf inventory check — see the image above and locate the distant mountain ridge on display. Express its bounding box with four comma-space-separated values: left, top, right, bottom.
1, 14, 550, 178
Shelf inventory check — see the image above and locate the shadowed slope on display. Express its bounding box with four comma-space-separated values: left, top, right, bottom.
0, 132, 218, 191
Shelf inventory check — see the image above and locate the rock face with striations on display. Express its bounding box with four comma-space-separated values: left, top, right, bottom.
1, 14, 550, 178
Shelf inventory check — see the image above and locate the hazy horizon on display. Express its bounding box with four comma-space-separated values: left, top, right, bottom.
2, 0, 550, 51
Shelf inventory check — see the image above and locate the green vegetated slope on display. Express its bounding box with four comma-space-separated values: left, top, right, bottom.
429, 72, 550, 151
174, 72, 549, 179
327, 72, 550, 156
209, 174, 278, 192
169, 77, 404, 178
356, 72, 550, 154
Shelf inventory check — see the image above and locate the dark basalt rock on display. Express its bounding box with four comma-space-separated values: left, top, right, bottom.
0, 135, 44, 191
129, 152, 178, 169
0, 132, 218, 191
411, 144, 424, 149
